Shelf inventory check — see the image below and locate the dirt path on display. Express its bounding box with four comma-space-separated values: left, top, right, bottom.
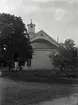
34, 94, 78, 105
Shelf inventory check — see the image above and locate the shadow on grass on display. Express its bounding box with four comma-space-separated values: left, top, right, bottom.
2, 70, 78, 85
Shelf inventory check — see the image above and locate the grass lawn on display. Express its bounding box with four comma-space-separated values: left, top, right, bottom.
0, 77, 78, 105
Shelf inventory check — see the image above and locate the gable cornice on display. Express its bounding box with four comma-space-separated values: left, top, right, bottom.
30, 30, 59, 47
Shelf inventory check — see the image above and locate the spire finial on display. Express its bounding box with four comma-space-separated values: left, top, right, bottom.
30, 19, 32, 24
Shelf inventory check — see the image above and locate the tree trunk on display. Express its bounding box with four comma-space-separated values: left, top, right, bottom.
60, 65, 63, 71
19, 65, 22, 71
8, 64, 11, 71
15, 62, 18, 70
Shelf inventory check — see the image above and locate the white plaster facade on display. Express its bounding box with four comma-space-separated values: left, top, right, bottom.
23, 21, 59, 70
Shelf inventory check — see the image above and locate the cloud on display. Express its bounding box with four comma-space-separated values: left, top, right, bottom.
55, 8, 67, 21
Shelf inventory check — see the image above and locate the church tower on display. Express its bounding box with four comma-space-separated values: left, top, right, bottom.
27, 19, 36, 38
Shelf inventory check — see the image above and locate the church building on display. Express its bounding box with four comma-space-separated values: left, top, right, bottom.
23, 20, 59, 70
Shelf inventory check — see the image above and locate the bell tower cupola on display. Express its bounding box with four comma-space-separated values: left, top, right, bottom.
27, 19, 36, 34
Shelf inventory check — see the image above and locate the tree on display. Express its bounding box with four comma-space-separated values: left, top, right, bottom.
49, 39, 78, 71
0, 13, 33, 70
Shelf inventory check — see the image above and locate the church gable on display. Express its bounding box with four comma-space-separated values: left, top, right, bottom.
31, 39, 58, 49
30, 30, 59, 47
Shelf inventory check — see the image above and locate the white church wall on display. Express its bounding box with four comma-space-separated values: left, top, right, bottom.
29, 49, 54, 70
23, 49, 56, 70
31, 50, 53, 70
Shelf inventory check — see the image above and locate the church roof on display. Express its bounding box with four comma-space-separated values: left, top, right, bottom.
30, 30, 59, 47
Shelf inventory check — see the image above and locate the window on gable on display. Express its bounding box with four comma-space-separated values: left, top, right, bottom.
40, 34, 44, 36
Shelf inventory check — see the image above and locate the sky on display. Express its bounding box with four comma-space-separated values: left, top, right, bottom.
0, 0, 78, 45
